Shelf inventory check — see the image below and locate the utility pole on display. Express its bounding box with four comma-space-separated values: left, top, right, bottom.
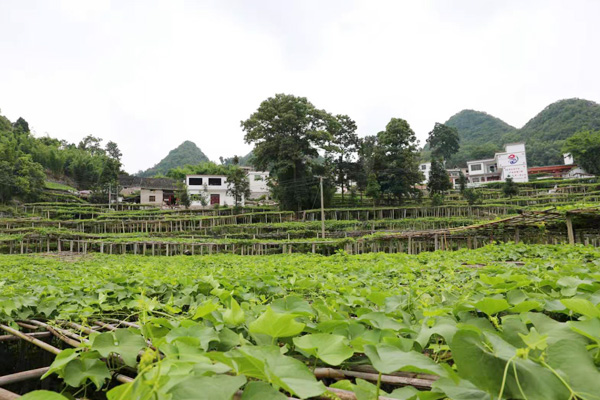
319, 176, 325, 239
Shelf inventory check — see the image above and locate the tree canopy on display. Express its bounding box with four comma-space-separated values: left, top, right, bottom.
242, 94, 335, 211
562, 130, 600, 175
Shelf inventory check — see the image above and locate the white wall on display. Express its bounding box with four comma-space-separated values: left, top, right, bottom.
496, 143, 528, 183
248, 171, 269, 198
186, 174, 241, 206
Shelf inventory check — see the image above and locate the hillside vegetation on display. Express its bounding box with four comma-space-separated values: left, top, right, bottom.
440, 98, 600, 167
0, 111, 121, 202
138, 140, 210, 177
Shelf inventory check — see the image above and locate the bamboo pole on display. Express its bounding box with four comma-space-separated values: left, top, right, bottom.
0, 332, 51, 342
0, 324, 60, 354
0, 388, 20, 400
0, 367, 49, 386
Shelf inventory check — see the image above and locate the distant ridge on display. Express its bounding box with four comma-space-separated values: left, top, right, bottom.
437, 98, 600, 167
138, 141, 210, 177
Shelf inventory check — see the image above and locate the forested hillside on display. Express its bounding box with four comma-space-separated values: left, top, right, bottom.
443, 110, 517, 166
439, 98, 600, 167
0, 111, 121, 203
519, 99, 600, 166
138, 140, 210, 177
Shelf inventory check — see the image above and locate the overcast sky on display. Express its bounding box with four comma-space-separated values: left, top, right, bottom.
1, 0, 599, 173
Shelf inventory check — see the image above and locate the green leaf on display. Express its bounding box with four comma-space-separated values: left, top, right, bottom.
91, 329, 147, 367
293, 333, 354, 366
363, 343, 447, 376
166, 323, 220, 351
546, 339, 600, 397
241, 381, 288, 400
63, 358, 111, 389
271, 295, 314, 316
474, 298, 510, 316
20, 391, 70, 400
223, 298, 245, 326
508, 300, 542, 313
450, 329, 569, 400
518, 328, 548, 350
357, 312, 405, 330
567, 318, 600, 343
193, 300, 219, 319
432, 377, 491, 400
42, 348, 79, 379
249, 307, 305, 339
211, 345, 326, 399
561, 298, 600, 318
168, 374, 246, 400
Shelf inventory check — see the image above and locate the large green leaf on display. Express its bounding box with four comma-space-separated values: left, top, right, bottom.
474, 298, 510, 316
249, 307, 305, 339
363, 343, 446, 376
561, 298, 600, 318
211, 345, 326, 399
63, 358, 111, 389
293, 333, 354, 365
451, 329, 570, 400
358, 312, 405, 330
168, 374, 246, 400
91, 329, 147, 367
271, 295, 314, 316
165, 323, 220, 351
223, 298, 245, 326
546, 339, 600, 398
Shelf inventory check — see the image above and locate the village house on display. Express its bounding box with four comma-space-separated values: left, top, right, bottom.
185, 174, 234, 206
118, 175, 177, 206
244, 169, 270, 199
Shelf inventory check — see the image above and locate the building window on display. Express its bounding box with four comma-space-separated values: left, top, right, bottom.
472, 178, 480, 183
470, 164, 482, 171
208, 178, 222, 186
254, 175, 263, 181
149, 195, 156, 202
489, 166, 496, 173
421, 164, 427, 170
188, 177, 203, 185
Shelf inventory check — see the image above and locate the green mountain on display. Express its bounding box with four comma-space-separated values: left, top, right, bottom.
519, 99, 600, 166
138, 141, 210, 177
445, 109, 517, 146
440, 98, 600, 167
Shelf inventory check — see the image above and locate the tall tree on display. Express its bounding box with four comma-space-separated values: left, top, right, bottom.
427, 123, 460, 162
376, 118, 422, 203
105, 141, 122, 161
428, 158, 452, 195
327, 114, 359, 201
12, 117, 30, 134
241, 94, 334, 211
562, 130, 600, 175
78, 135, 104, 156
226, 157, 251, 209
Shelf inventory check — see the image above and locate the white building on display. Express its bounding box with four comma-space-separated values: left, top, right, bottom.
419, 163, 431, 184
246, 170, 270, 199
185, 170, 270, 207
495, 142, 528, 183
186, 175, 237, 207
467, 142, 528, 187
466, 158, 499, 185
